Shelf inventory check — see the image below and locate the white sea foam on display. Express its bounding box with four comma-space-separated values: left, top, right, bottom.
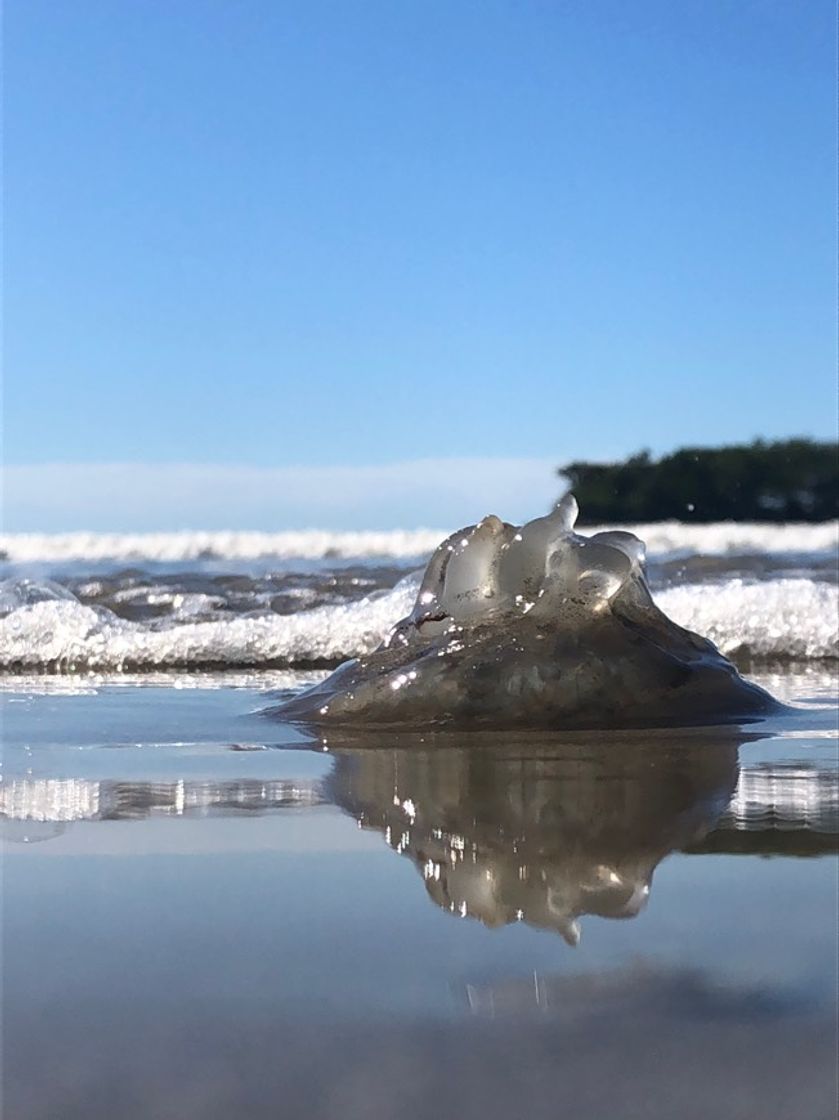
0, 581, 419, 671
0, 669, 328, 695
0, 529, 450, 565
0, 577, 835, 671
1, 522, 836, 565
656, 579, 839, 662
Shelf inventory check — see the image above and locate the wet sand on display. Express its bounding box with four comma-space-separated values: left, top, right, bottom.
2, 670, 837, 1119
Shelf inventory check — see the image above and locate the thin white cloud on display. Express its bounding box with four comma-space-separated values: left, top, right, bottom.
2, 458, 564, 531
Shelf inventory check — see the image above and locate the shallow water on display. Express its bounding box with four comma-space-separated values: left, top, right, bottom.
2, 668, 837, 1119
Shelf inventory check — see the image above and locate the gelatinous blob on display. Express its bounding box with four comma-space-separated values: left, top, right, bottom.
270, 496, 780, 729
406, 514, 517, 639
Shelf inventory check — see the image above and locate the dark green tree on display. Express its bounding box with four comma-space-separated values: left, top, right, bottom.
560, 439, 838, 523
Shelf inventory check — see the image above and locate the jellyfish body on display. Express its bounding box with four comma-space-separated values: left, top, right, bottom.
274, 497, 777, 729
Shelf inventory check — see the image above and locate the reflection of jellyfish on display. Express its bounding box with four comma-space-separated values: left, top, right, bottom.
275, 497, 777, 728
325, 731, 742, 944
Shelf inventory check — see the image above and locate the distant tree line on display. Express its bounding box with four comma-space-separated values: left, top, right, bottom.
560, 439, 838, 523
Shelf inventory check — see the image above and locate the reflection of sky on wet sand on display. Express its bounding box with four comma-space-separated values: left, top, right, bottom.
2, 677, 837, 1119
7, 966, 837, 1120
5, 833, 837, 1119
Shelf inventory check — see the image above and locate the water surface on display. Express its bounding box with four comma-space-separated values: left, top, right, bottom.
3, 669, 836, 1119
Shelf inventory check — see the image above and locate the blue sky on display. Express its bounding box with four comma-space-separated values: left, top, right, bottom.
4, 0, 836, 530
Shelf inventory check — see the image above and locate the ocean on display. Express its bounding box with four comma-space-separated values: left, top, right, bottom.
2, 520, 837, 1119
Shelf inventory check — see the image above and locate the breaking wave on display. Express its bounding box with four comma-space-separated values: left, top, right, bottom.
2, 522, 837, 565
0, 576, 835, 672
0, 529, 448, 565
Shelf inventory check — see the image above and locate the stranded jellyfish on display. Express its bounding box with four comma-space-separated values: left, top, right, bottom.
273, 496, 777, 729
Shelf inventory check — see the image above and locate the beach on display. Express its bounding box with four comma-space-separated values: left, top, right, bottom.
6, 0, 836, 1111
2, 525, 838, 1119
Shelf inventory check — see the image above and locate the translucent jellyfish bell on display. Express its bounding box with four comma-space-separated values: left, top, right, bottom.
440, 515, 515, 620
406, 526, 474, 639
589, 530, 646, 568
574, 538, 635, 605
497, 493, 579, 603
